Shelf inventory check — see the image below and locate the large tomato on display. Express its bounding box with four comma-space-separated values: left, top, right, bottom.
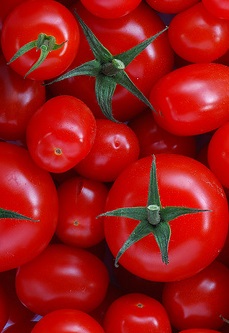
0, 141, 58, 271
103, 154, 229, 281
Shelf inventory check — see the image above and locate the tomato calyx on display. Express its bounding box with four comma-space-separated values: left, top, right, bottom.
0, 208, 39, 222
99, 156, 209, 266
7, 33, 67, 78
47, 11, 168, 122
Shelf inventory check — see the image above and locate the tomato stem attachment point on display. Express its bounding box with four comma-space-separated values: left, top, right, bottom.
147, 204, 160, 225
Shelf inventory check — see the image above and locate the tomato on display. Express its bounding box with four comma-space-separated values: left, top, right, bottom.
31, 309, 105, 333
0, 141, 58, 271
74, 119, 140, 182
168, 2, 229, 63
56, 175, 109, 248
48, 1, 174, 122
103, 154, 228, 281
202, 0, 229, 19
79, 0, 142, 19
128, 108, 197, 158
145, 0, 200, 13
1, 0, 80, 80
0, 54, 46, 141
207, 122, 229, 189
15, 243, 109, 315
26, 95, 97, 173
150, 63, 229, 136
162, 260, 229, 330
103, 293, 172, 332
177, 330, 222, 333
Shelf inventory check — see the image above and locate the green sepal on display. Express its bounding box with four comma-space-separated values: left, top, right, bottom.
0, 208, 39, 222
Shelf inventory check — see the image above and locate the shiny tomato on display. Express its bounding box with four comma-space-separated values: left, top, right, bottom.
103, 293, 172, 333
150, 63, 229, 136
48, 1, 174, 122
145, 0, 200, 13
15, 244, 109, 315
74, 119, 140, 182
0, 141, 58, 271
202, 0, 229, 19
168, 2, 229, 63
26, 95, 97, 173
31, 309, 105, 333
1, 0, 80, 80
103, 154, 228, 281
162, 260, 229, 330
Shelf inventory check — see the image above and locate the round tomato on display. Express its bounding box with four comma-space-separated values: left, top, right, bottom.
0, 141, 58, 271
74, 119, 140, 182
26, 95, 97, 173
0, 54, 46, 141
162, 260, 229, 330
150, 63, 229, 136
48, 1, 174, 122
31, 309, 105, 333
103, 154, 228, 281
202, 0, 229, 19
1, 0, 80, 80
168, 2, 229, 63
103, 293, 172, 333
145, 0, 200, 13
15, 243, 109, 315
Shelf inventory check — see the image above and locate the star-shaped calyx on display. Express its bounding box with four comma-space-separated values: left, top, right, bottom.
99, 156, 210, 267
47, 11, 168, 122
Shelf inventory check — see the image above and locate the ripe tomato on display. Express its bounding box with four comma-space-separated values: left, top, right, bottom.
168, 2, 229, 63
15, 244, 109, 315
31, 309, 105, 333
145, 0, 200, 13
56, 175, 109, 248
1, 0, 80, 80
0, 141, 58, 271
162, 260, 229, 330
26, 95, 97, 173
74, 119, 140, 182
103, 154, 228, 281
48, 1, 174, 122
0, 54, 45, 141
79, 0, 142, 19
177, 330, 222, 333
150, 63, 229, 136
202, 0, 229, 19
103, 293, 172, 332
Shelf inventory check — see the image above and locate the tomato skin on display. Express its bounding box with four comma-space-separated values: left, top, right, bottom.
145, 0, 200, 14
48, 1, 174, 122
1, 0, 80, 80
31, 309, 105, 333
103, 293, 172, 333
178, 330, 222, 333
15, 244, 109, 316
202, 0, 229, 19
0, 54, 46, 141
74, 119, 140, 182
0, 141, 58, 271
56, 175, 109, 248
26, 95, 97, 173
162, 261, 229, 330
168, 2, 229, 63
150, 63, 229, 136
104, 154, 228, 282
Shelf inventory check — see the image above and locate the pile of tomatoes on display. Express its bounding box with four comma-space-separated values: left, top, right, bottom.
1, 0, 229, 332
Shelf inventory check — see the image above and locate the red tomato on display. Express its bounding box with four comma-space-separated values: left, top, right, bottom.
162, 260, 229, 330
128, 108, 197, 158
31, 309, 105, 333
207, 122, 229, 189
48, 1, 174, 122
0, 141, 58, 271
202, 0, 229, 19
103, 293, 172, 333
26, 95, 97, 173
168, 2, 229, 63
74, 119, 140, 182
15, 243, 109, 315
150, 63, 229, 136
79, 0, 142, 19
145, 0, 200, 13
1, 0, 80, 80
56, 175, 109, 248
103, 154, 228, 281
0, 54, 46, 141
177, 330, 222, 333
